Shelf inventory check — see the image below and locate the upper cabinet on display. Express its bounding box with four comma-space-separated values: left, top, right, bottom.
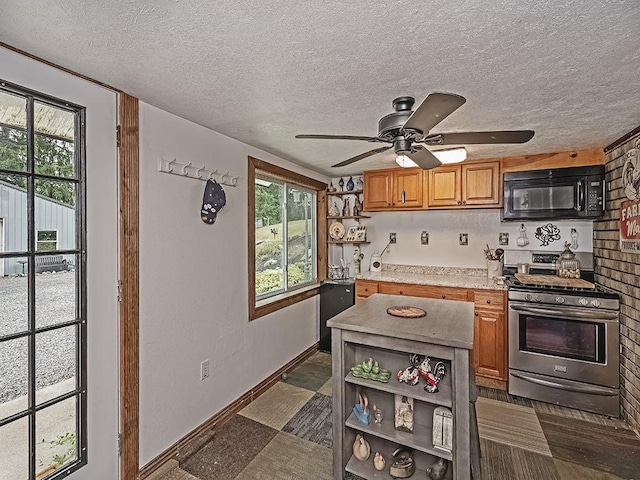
428, 160, 501, 208
363, 167, 423, 211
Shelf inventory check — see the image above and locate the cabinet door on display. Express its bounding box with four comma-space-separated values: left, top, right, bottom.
462, 161, 501, 206
363, 170, 392, 210
392, 168, 423, 208
473, 309, 505, 379
428, 166, 461, 207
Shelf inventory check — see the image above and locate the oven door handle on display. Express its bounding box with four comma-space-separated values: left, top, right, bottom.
510, 304, 619, 320
510, 371, 619, 396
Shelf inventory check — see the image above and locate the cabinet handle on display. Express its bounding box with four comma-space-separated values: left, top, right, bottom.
441, 294, 446, 299
475, 312, 479, 317
462, 200, 467, 205
457, 200, 462, 205
402, 191, 406, 204
486, 300, 491, 304
399, 291, 404, 295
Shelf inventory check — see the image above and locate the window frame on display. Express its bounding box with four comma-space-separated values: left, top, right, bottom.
36, 229, 59, 252
248, 156, 327, 321
0, 79, 87, 480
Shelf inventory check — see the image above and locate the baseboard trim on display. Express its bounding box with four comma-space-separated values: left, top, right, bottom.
138, 342, 320, 479
476, 375, 507, 391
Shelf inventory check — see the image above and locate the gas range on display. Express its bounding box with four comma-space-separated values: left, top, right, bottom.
503, 249, 621, 417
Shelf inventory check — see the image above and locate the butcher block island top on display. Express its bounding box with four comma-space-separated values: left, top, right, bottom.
327, 293, 474, 349
328, 293, 476, 480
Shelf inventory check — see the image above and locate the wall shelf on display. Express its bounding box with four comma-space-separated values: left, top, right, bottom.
328, 190, 363, 196
328, 215, 370, 220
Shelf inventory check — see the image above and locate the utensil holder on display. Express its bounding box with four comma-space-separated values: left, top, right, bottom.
487, 260, 502, 278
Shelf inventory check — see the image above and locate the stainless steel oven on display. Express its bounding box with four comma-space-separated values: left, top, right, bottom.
503, 248, 620, 417
508, 290, 620, 416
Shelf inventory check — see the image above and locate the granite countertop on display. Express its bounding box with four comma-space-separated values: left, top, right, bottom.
327, 293, 474, 349
356, 264, 507, 291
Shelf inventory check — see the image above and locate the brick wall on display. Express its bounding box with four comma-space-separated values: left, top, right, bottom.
594, 132, 640, 432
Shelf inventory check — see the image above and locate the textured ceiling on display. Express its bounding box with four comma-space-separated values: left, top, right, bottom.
1, 1, 638, 175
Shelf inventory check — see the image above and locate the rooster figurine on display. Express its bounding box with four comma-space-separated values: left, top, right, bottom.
418, 358, 446, 393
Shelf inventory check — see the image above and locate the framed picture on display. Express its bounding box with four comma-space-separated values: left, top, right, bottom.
345, 226, 358, 242
459, 233, 468, 246
499, 232, 509, 246
394, 395, 414, 433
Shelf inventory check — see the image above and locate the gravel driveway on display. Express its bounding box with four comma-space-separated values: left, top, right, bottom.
0, 272, 76, 404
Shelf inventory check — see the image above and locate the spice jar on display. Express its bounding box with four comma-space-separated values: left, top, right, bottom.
557, 242, 581, 278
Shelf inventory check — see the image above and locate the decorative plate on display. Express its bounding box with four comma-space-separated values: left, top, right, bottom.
386, 306, 427, 318
329, 222, 346, 240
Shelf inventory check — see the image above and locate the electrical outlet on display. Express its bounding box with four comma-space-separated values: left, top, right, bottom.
201, 359, 210, 380
421, 231, 429, 245
389, 232, 396, 244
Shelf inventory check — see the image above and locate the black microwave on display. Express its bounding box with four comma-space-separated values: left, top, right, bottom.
503, 165, 605, 220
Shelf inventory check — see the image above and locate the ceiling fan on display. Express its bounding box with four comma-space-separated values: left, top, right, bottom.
295, 93, 534, 169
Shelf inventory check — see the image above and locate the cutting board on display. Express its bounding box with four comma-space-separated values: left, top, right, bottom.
515, 273, 595, 289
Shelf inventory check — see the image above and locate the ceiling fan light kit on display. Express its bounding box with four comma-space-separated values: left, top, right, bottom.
295, 93, 534, 171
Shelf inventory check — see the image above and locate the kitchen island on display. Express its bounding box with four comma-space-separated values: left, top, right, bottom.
328, 293, 475, 480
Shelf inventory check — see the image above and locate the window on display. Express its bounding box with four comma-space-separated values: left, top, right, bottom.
36, 230, 58, 252
249, 157, 327, 320
0, 80, 86, 480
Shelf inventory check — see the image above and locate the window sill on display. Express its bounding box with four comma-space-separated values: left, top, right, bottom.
251, 283, 320, 321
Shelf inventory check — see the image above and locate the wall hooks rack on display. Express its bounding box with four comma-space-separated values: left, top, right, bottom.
158, 157, 239, 187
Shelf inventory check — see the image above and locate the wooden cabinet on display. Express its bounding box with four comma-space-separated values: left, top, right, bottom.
355, 279, 508, 389
363, 168, 423, 211
427, 160, 501, 208
472, 290, 507, 389
329, 294, 473, 480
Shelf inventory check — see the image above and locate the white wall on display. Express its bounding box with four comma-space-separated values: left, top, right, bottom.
0, 47, 119, 479
332, 209, 593, 271
138, 103, 329, 465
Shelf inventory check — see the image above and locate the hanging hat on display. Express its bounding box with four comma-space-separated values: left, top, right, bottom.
201, 179, 226, 224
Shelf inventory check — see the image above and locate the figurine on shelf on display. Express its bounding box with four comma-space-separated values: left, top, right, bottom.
338, 177, 345, 192
372, 404, 383, 424
427, 458, 448, 480
346, 176, 355, 191
355, 176, 364, 191
389, 447, 415, 478
328, 201, 340, 217
353, 195, 363, 216
351, 357, 391, 383
327, 181, 336, 193
418, 357, 447, 393
397, 353, 424, 386
342, 197, 351, 217
394, 395, 414, 433
353, 391, 371, 425
352, 433, 370, 461
353, 247, 364, 274
373, 452, 385, 471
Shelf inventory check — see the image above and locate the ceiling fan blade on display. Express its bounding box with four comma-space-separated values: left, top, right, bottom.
407, 148, 442, 170
296, 134, 385, 142
402, 93, 466, 134
331, 146, 392, 168
424, 130, 535, 146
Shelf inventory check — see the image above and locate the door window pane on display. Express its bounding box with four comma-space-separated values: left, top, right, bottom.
0, 90, 27, 173
36, 397, 78, 478
0, 173, 28, 254
0, 416, 29, 480
35, 326, 76, 404
36, 254, 77, 329
34, 101, 76, 179
0, 257, 28, 336
0, 336, 28, 420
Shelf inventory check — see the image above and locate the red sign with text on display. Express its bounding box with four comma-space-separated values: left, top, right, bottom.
620, 198, 640, 253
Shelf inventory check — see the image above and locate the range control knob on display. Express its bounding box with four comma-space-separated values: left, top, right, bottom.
591, 299, 601, 308
525, 294, 532, 301
579, 298, 589, 306
534, 295, 542, 302
555, 296, 565, 304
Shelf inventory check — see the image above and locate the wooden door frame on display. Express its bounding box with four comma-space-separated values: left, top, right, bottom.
118, 93, 140, 480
